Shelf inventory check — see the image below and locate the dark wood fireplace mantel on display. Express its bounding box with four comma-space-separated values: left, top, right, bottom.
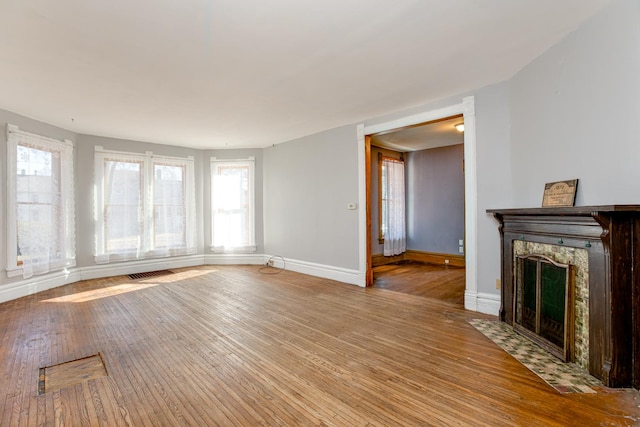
487, 205, 640, 388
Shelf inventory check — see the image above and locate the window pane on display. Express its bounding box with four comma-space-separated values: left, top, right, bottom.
15, 145, 59, 263
104, 160, 142, 253
211, 163, 252, 249
154, 164, 186, 248
105, 205, 141, 252
17, 145, 52, 177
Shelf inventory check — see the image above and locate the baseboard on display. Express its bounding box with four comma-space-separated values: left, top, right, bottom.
405, 250, 465, 267
371, 253, 404, 267
0, 255, 205, 304
268, 256, 365, 287
80, 255, 205, 281
0, 269, 82, 304
0, 253, 366, 303
465, 290, 500, 316
204, 253, 266, 265
2, 252, 485, 308
372, 250, 465, 267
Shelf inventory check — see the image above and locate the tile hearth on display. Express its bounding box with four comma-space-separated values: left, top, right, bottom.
470, 319, 601, 394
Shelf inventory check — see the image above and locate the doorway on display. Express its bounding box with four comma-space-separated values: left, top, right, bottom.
369, 116, 466, 304
357, 96, 478, 311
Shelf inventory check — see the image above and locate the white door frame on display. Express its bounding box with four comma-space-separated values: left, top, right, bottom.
357, 96, 479, 311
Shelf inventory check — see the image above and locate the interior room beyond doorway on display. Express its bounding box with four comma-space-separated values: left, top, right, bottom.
369, 115, 465, 304
373, 261, 465, 305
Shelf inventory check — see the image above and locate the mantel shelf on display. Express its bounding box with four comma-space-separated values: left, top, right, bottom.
488, 205, 640, 216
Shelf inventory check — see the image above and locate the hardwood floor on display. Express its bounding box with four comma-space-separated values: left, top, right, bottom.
373, 261, 465, 305
1, 265, 639, 426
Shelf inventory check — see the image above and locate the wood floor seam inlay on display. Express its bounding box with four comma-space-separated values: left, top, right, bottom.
38, 353, 107, 395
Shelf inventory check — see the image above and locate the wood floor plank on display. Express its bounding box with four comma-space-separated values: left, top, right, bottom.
373, 261, 466, 303
1, 265, 639, 425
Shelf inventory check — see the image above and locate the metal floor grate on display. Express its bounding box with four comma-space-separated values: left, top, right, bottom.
128, 270, 174, 280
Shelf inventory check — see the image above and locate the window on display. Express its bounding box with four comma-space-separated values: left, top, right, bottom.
6, 124, 76, 278
94, 147, 196, 263
210, 158, 255, 253
378, 154, 406, 256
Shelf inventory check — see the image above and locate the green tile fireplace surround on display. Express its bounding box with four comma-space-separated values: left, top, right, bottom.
488, 205, 640, 389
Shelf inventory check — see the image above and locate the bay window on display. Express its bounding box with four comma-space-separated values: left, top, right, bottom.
94, 147, 196, 263
6, 124, 76, 278
210, 158, 255, 253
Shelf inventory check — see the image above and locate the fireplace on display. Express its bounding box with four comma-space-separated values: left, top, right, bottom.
488, 205, 640, 388
514, 254, 574, 362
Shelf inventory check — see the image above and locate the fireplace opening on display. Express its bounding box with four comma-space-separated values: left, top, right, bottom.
514, 254, 575, 362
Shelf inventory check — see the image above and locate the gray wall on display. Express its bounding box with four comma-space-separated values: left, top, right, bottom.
406, 144, 465, 255
510, 0, 640, 206
474, 83, 513, 294
263, 125, 360, 269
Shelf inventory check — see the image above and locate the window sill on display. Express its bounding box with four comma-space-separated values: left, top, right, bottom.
210, 245, 257, 254
6, 267, 23, 278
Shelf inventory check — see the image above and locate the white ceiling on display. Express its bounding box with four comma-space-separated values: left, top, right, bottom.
371, 116, 464, 152
0, 0, 611, 149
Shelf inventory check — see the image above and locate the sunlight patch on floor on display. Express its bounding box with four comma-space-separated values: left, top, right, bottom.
42, 282, 161, 303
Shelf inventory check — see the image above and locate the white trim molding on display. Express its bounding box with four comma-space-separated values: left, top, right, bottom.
80, 255, 204, 281
0, 254, 204, 304
465, 290, 500, 316
266, 255, 365, 287
357, 124, 367, 275
0, 269, 82, 304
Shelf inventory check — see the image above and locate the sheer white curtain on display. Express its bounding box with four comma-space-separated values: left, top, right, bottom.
7, 124, 75, 278
383, 158, 406, 256
99, 155, 144, 261
94, 148, 196, 263
151, 159, 196, 257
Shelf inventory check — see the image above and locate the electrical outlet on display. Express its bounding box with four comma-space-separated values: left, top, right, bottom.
496, 279, 501, 290
458, 239, 464, 246
458, 246, 464, 254
444, 259, 449, 265
268, 259, 274, 267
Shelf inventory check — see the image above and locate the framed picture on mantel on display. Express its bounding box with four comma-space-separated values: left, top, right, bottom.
542, 179, 578, 207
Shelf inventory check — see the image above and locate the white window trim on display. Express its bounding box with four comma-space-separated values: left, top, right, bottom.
6, 123, 76, 277
94, 146, 196, 264
210, 157, 256, 253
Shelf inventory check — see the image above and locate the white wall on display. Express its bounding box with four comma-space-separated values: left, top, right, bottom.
510, 0, 640, 206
